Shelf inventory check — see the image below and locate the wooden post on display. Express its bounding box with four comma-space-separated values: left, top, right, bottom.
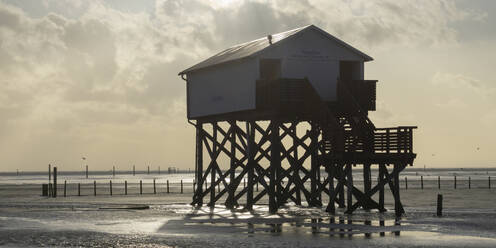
379, 164, 385, 212
454, 176, 457, 189
53, 167, 57, 198
227, 121, 236, 209
78, 183, 81, 196
110, 180, 112, 196
246, 121, 255, 210
338, 164, 345, 208
310, 124, 319, 206
181, 180, 183, 194
210, 122, 218, 206
64, 180, 67, 197
153, 179, 156, 194
405, 177, 408, 190
256, 181, 259, 192
243, 178, 246, 188
86, 165, 88, 179
193, 179, 196, 192
489, 176, 491, 189
269, 120, 280, 213
147, 166, 150, 175
421, 175, 423, 189
133, 165, 135, 176
437, 194, 443, 217
393, 164, 403, 217
48, 164, 51, 197
438, 176, 441, 189
346, 164, 353, 213
196, 122, 204, 206
327, 166, 335, 214
140, 180, 143, 194
363, 164, 371, 193
217, 182, 220, 193
469, 177, 471, 189
93, 180, 96, 196
125, 180, 127, 195
167, 180, 170, 193
292, 123, 301, 205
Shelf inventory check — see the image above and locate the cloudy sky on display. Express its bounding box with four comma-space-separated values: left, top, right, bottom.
0, 0, 495, 172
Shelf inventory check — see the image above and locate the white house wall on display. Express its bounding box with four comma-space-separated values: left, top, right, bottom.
260, 29, 365, 101
187, 58, 258, 118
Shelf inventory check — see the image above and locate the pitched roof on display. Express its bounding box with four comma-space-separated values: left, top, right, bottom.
179, 25, 373, 75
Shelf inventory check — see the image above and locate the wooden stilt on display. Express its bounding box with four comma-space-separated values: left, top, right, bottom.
379, 164, 385, 212
246, 121, 255, 210
346, 164, 353, 213
269, 121, 279, 213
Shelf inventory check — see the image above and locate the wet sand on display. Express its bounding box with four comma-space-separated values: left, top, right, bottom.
1, 183, 496, 247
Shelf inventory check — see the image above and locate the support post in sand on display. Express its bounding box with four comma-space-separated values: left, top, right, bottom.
110, 180, 112, 196
217, 182, 220, 193
167, 180, 170, 193
469, 177, 471, 189
133, 165, 135, 176
437, 194, 443, 217
405, 177, 408, 190
64, 180, 67, 197
125, 180, 127, 195
148, 166, 150, 175
78, 183, 81, 196
53, 167, 57, 198
346, 164, 353, 213
489, 176, 491, 189
454, 176, 457, 189
379, 165, 385, 212
140, 180, 143, 195
193, 179, 195, 192
48, 164, 51, 197
86, 165, 88, 179
438, 176, 441, 189
421, 175, 423, 189
93, 180, 96, 196
153, 179, 156, 194
181, 180, 183, 194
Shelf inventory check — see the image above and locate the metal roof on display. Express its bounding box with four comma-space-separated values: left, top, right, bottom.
179, 25, 373, 75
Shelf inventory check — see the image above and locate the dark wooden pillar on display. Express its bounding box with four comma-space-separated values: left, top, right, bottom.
310, 123, 319, 206
393, 164, 404, 216
210, 122, 218, 206
269, 120, 280, 213
379, 164, 385, 212
227, 121, 236, 209
327, 165, 335, 214
363, 163, 371, 210
338, 164, 345, 208
195, 122, 203, 206
292, 123, 301, 205
346, 164, 353, 213
246, 121, 255, 210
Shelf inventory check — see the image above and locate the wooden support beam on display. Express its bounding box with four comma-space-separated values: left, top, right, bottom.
346, 164, 353, 213
246, 121, 255, 210
379, 164, 385, 212
269, 121, 279, 213
226, 121, 237, 209
326, 164, 336, 214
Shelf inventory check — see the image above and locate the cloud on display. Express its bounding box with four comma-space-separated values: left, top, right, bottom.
0, 0, 489, 170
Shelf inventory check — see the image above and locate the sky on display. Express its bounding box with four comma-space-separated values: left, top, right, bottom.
0, 0, 495, 172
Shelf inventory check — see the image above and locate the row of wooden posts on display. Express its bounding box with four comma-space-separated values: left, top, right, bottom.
45, 177, 255, 197
404, 176, 492, 189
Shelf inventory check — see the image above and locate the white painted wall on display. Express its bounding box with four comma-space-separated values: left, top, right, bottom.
187, 58, 258, 118
186, 28, 368, 118
260, 28, 365, 101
